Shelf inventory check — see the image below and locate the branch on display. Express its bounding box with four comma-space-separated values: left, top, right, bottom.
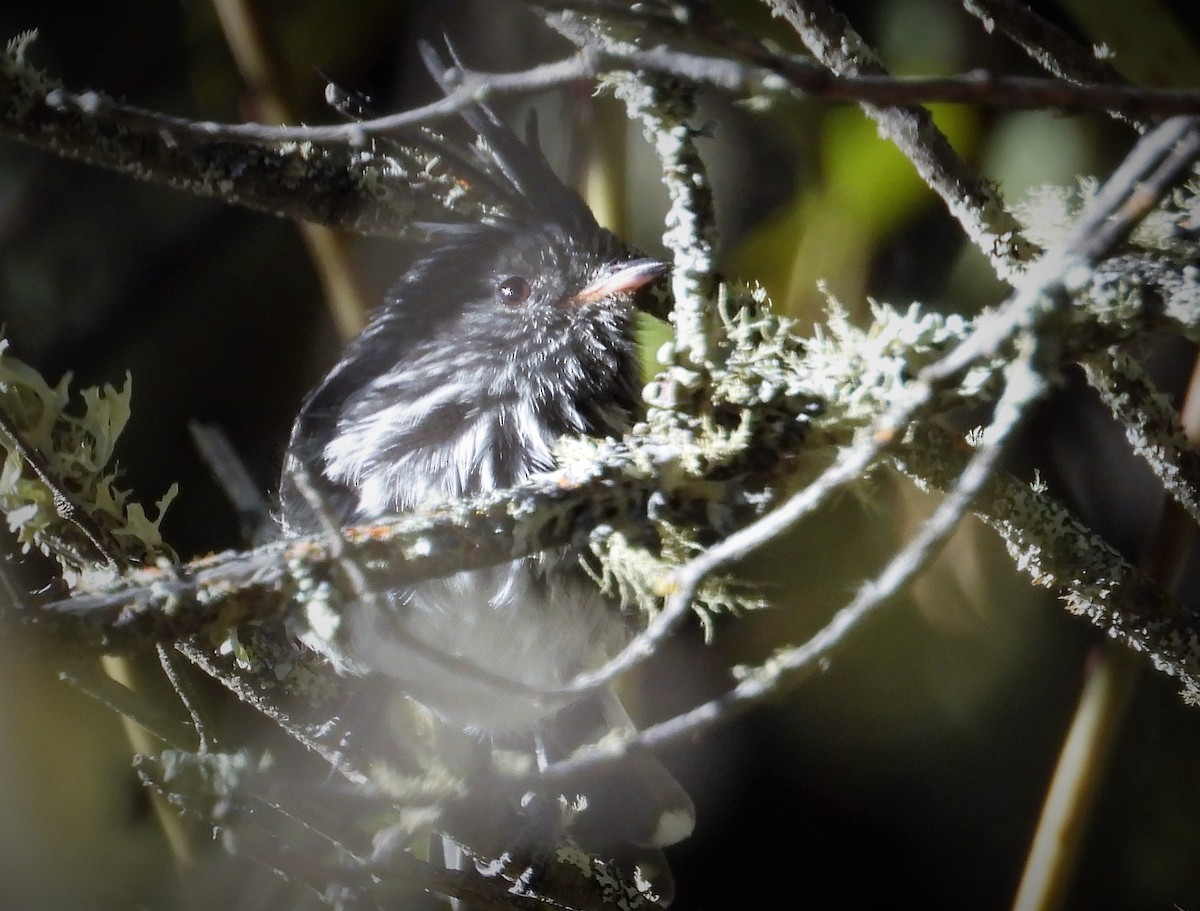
18, 11, 1200, 908
566, 114, 1200, 721
1080, 349, 1200, 528
0, 33, 486, 237
765, 0, 1038, 281
883, 115, 1200, 431
16, 115, 1200, 721
538, 3, 1200, 117
7, 26, 1200, 247
960, 0, 1150, 131
532, 414, 1193, 789
607, 72, 723, 410
901, 426, 1200, 702
27, 448, 662, 650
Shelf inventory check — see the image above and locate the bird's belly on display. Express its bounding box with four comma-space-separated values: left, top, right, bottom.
346, 557, 631, 732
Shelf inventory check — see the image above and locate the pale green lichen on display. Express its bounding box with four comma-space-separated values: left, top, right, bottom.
0, 336, 177, 585
1, 30, 61, 110
801, 290, 990, 438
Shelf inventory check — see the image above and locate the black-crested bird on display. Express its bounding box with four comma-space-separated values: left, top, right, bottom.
278, 51, 694, 898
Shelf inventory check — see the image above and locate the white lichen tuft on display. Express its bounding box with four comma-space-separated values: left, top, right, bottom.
801, 290, 986, 436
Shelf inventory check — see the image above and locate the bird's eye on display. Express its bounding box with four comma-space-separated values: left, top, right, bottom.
497, 275, 532, 306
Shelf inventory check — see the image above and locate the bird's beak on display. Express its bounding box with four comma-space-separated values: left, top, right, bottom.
573, 258, 669, 305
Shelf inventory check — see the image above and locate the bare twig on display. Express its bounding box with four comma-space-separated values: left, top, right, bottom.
958, 2, 1126, 87
6, 29, 1200, 247
0, 409, 121, 570
188, 422, 274, 546
173, 639, 371, 785
1010, 642, 1140, 911
1013, 319, 1200, 911
156, 642, 211, 754
57, 661, 195, 750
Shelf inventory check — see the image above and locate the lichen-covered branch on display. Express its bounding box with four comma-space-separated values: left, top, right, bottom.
542, 12, 723, 407
888, 116, 1200, 424
1083, 253, 1200, 343
6, 22, 1200, 254
532, 412, 1197, 788
538, 1, 1200, 116
0, 32, 484, 237
960, 0, 1150, 132
612, 75, 722, 412
1080, 349, 1200, 528
766, 0, 1039, 281
900, 424, 1200, 702
2, 21, 1198, 751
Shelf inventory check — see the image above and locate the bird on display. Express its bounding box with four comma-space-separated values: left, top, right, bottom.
276, 49, 695, 885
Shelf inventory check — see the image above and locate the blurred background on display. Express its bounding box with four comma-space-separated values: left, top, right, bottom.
1, 0, 1200, 908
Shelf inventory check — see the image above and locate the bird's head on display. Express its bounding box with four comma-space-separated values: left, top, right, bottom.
290, 82, 668, 519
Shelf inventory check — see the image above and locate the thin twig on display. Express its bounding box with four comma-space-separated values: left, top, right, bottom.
889, 115, 1200, 433
546, 344, 1048, 778
188, 421, 275, 546
560, 431, 894, 696
680, 117, 1200, 627
564, 113, 1200, 709
1013, 320, 1200, 911
57, 661, 195, 750
538, 404, 1195, 789
156, 642, 211, 754
1010, 642, 1140, 911
174, 639, 370, 785
7, 33, 1200, 244
210, 0, 369, 337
